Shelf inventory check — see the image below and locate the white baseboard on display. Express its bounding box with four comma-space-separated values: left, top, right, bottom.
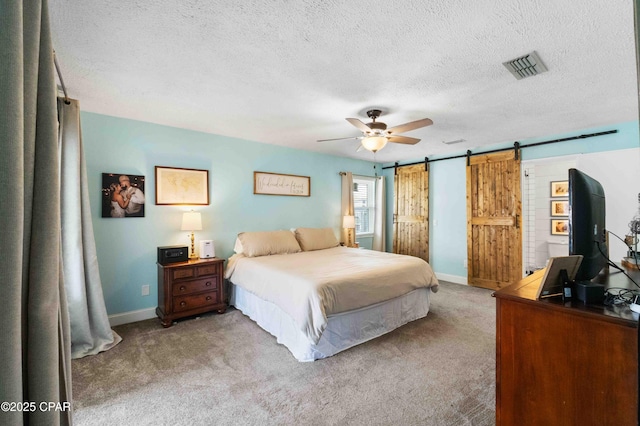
108, 307, 157, 327
434, 272, 468, 286
107, 274, 467, 326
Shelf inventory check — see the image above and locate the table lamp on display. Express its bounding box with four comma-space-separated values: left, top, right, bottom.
343, 215, 355, 247
181, 210, 202, 259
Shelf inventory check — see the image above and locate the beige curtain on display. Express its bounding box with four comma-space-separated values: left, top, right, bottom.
372, 176, 386, 251
59, 98, 121, 359
0, 1, 73, 425
341, 172, 355, 246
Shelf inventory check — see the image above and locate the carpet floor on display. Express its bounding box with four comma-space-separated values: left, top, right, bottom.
72, 281, 496, 425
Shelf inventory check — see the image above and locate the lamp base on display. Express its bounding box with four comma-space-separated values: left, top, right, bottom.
189, 231, 197, 259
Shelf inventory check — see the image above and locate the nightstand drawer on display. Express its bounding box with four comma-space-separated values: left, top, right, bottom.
196, 264, 218, 276
172, 267, 195, 280
173, 291, 220, 313
173, 277, 218, 295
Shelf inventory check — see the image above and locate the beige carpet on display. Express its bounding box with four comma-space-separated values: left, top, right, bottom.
72, 282, 496, 425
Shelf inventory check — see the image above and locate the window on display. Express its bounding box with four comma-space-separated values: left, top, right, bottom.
353, 177, 376, 235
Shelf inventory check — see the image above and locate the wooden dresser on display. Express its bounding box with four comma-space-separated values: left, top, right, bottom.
156, 258, 226, 327
494, 267, 639, 425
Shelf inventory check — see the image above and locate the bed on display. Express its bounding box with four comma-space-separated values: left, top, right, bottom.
225, 228, 439, 362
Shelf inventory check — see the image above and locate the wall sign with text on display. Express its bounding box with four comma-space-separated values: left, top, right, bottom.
253, 171, 310, 197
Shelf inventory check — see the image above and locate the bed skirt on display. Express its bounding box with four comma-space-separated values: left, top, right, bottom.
230, 283, 432, 362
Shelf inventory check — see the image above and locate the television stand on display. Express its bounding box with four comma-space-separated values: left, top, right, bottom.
493, 266, 639, 425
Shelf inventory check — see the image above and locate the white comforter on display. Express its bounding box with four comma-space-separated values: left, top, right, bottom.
225, 246, 439, 344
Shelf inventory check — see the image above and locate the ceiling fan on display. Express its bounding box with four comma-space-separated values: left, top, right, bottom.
317, 109, 433, 153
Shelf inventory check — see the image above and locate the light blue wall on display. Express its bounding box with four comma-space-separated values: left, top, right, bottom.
82, 112, 377, 315
383, 121, 640, 280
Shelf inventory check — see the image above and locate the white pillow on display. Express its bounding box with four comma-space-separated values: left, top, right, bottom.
237, 230, 302, 257
233, 237, 244, 254
294, 227, 339, 251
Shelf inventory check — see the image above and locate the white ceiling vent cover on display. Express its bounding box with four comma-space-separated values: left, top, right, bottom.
503, 51, 548, 80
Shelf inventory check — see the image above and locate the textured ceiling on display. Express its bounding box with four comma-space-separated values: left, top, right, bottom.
49, 0, 639, 163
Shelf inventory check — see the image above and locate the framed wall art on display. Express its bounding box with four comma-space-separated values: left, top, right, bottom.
551, 219, 569, 235
155, 166, 209, 205
102, 173, 146, 218
253, 171, 310, 196
550, 200, 569, 217
550, 180, 569, 197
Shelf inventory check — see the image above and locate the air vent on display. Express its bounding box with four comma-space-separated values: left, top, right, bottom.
503, 51, 548, 80
442, 138, 466, 145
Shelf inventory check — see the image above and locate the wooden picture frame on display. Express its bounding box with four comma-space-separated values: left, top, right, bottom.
550, 200, 569, 217
551, 219, 569, 235
253, 171, 310, 196
550, 180, 569, 197
155, 166, 209, 205
536, 255, 583, 299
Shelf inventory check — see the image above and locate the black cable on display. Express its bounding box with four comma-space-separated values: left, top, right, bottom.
596, 240, 640, 289
604, 287, 639, 306
609, 229, 640, 270
597, 240, 625, 272
608, 230, 631, 247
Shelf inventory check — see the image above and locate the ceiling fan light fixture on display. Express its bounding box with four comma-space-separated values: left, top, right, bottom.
362, 136, 388, 152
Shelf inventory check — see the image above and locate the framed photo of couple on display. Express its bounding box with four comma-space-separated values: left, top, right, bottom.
102, 173, 146, 218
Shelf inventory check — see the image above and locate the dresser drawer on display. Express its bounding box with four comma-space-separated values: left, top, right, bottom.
173, 291, 220, 313
173, 277, 218, 296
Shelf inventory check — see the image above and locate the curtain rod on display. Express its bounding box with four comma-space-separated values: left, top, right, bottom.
338, 172, 381, 179
53, 50, 70, 104
381, 129, 618, 170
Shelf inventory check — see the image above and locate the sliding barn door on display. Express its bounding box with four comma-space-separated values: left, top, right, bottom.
393, 164, 429, 262
467, 151, 522, 290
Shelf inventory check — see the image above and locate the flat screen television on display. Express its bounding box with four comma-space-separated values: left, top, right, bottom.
568, 168, 607, 282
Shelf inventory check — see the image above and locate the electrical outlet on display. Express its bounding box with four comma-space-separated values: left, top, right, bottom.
463, 259, 468, 268
141, 285, 150, 296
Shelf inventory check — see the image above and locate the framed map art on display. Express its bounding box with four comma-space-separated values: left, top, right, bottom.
155, 166, 209, 205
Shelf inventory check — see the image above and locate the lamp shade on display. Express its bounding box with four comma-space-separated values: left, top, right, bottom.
361, 136, 388, 152
343, 215, 356, 229
181, 211, 202, 231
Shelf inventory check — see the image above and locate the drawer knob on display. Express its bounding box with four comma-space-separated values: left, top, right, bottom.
206, 296, 212, 301
180, 301, 186, 307
179, 286, 186, 291
205, 281, 212, 287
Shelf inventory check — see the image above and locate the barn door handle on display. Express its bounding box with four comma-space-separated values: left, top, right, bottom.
516, 214, 520, 228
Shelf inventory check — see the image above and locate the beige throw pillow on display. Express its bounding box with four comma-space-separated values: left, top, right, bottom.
295, 227, 339, 251
237, 230, 301, 257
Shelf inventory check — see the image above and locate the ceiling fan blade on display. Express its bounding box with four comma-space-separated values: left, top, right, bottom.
317, 136, 362, 142
388, 135, 421, 145
356, 143, 364, 152
386, 118, 433, 135
346, 118, 372, 133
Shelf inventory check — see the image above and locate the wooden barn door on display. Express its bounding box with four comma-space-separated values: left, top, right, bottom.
393, 164, 429, 262
467, 151, 522, 290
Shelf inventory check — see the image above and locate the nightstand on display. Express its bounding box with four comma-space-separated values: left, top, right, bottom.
156, 258, 226, 327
